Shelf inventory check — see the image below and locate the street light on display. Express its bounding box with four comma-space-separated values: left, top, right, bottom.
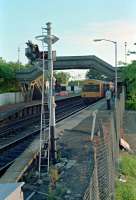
93, 38, 118, 105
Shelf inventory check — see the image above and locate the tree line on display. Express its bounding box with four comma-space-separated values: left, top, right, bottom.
0, 58, 31, 93
0, 58, 81, 93
122, 61, 136, 109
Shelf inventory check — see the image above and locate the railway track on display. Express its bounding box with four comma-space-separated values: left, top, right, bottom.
0, 96, 81, 139
0, 96, 88, 176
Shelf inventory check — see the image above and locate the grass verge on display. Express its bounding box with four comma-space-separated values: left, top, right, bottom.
115, 153, 136, 200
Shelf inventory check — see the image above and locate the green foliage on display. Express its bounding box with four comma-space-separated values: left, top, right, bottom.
68, 80, 84, 86
122, 61, 136, 109
56, 149, 61, 162
86, 69, 107, 80
116, 179, 136, 200
0, 84, 20, 93
122, 61, 136, 83
48, 188, 57, 200
116, 153, 136, 200
0, 57, 31, 93
119, 154, 136, 177
48, 184, 67, 200
126, 99, 136, 110
0, 58, 15, 81
54, 71, 70, 84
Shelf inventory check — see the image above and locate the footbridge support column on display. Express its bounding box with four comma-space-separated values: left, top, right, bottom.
20, 82, 33, 102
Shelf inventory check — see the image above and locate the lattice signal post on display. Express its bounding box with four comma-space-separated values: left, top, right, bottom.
35, 22, 59, 176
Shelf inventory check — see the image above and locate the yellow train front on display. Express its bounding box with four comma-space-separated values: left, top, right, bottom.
81, 79, 111, 104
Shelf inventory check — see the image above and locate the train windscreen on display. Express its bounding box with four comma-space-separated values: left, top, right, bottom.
82, 84, 100, 92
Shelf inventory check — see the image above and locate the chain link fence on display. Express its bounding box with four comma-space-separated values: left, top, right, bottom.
83, 115, 116, 200
83, 90, 125, 200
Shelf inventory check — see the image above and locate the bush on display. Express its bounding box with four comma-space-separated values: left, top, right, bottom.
119, 154, 136, 177
0, 58, 31, 93
116, 179, 136, 200
116, 153, 136, 200
0, 81, 20, 94
126, 100, 136, 110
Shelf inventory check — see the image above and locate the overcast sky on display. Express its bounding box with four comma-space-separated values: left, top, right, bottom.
0, 0, 136, 78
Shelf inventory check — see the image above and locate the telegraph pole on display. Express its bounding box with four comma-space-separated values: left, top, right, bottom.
124, 42, 127, 65
115, 41, 118, 104
17, 47, 20, 70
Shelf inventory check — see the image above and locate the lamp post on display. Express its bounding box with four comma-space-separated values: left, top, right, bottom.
93, 39, 118, 105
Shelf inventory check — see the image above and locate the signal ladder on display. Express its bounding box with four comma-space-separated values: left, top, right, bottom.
38, 26, 51, 178
38, 98, 50, 177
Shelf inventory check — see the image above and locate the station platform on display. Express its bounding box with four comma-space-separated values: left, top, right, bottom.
0, 99, 105, 183
0, 93, 80, 121
0, 182, 24, 200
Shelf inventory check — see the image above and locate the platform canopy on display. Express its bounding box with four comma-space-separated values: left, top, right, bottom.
16, 55, 117, 83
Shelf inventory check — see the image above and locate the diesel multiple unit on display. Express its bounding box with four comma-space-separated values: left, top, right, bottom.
81, 79, 113, 103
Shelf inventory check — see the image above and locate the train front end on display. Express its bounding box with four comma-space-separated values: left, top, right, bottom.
81, 80, 104, 104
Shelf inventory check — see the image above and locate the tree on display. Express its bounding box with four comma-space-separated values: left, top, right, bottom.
86, 69, 107, 80
122, 61, 136, 99
68, 80, 84, 86
122, 61, 136, 109
0, 58, 32, 93
0, 59, 15, 81
54, 71, 70, 84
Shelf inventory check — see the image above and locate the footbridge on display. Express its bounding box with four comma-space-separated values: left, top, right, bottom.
16, 55, 122, 101
16, 55, 116, 82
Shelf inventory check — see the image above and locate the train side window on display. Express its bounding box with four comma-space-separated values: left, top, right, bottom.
82, 84, 100, 92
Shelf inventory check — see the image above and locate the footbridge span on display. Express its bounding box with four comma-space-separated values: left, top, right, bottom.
16, 55, 115, 82
16, 55, 120, 101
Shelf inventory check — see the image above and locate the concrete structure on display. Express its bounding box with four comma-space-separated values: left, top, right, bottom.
0, 92, 24, 106
0, 182, 24, 200
16, 55, 121, 101
16, 55, 117, 83
0, 94, 80, 121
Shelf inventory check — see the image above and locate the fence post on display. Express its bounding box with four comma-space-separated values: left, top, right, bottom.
110, 115, 116, 200
91, 110, 98, 141
122, 86, 125, 113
